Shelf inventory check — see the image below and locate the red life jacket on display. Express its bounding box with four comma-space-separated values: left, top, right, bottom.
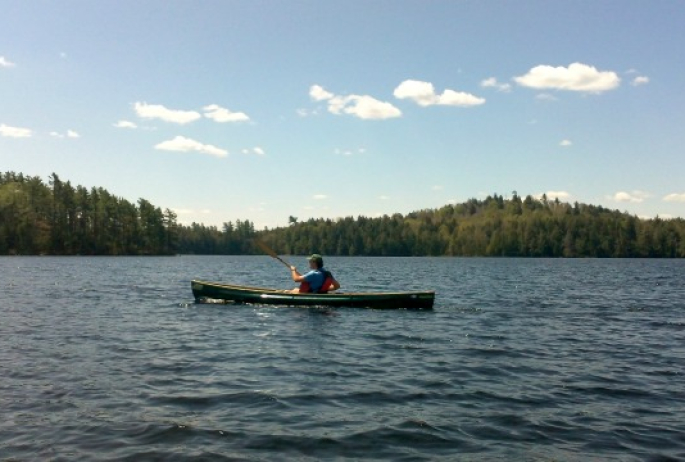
299, 270, 334, 293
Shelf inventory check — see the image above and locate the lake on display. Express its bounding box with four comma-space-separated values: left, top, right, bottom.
1, 256, 684, 461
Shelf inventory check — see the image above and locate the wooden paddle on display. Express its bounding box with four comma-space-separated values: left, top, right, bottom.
255, 240, 292, 269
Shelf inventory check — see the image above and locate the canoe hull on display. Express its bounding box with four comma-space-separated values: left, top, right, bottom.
191, 280, 435, 309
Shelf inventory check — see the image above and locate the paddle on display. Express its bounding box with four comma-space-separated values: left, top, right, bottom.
254, 240, 292, 269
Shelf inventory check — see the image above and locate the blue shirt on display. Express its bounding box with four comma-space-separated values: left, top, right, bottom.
303, 268, 327, 292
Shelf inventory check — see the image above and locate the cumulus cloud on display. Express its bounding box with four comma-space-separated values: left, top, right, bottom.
0, 124, 31, 138
134, 102, 201, 124
631, 76, 649, 86
0, 56, 16, 68
114, 120, 137, 129
394, 80, 485, 107
332, 94, 401, 120
203, 104, 250, 123
480, 77, 511, 92
310, 85, 334, 101
310, 85, 401, 120
155, 136, 227, 158
313, 194, 328, 200
560, 139, 572, 147
663, 193, 685, 202
613, 190, 650, 203
514, 62, 620, 93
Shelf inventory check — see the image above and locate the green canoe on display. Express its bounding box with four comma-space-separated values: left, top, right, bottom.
191, 280, 435, 309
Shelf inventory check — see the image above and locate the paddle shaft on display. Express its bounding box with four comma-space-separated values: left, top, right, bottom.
255, 240, 293, 269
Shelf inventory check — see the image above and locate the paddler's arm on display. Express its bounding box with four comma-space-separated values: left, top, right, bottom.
329, 276, 341, 291
290, 266, 305, 282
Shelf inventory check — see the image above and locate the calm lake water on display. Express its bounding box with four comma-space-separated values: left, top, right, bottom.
1, 256, 684, 461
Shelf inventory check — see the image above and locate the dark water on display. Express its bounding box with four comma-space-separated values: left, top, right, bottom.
2, 256, 684, 461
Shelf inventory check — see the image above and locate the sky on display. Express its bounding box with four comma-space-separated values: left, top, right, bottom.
1, 0, 684, 229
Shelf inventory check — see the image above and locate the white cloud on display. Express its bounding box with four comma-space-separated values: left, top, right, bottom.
203, 104, 249, 123
134, 102, 201, 124
0, 124, 31, 138
480, 77, 511, 92
560, 139, 572, 147
631, 76, 649, 86
155, 136, 227, 158
311, 84, 402, 120
613, 190, 650, 203
241, 147, 265, 156
313, 194, 328, 200
310, 85, 334, 101
393, 80, 436, 107
114, 120, 137, 129
379, 195, 390, 200
439, 89, 486, 107
329, 94, 401, 120
394, 79, 485, 107
432, 185, 443, 191
663, 193, 685, 202
50, 129, 80, 139
0, 56, 16, 68
514, 62, 620, 93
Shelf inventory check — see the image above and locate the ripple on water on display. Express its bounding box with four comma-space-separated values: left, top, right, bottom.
1, 257, 685, 461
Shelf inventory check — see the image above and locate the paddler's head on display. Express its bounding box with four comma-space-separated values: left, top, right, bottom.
308, 253, 324, 269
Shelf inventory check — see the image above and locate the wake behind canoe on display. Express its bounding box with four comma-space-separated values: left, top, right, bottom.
191, 280, 435, 309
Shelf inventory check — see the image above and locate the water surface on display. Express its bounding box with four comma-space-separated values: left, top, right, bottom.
1, 256, 684, 461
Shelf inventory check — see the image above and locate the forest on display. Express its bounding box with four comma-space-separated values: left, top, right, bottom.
1, 171, 684, 257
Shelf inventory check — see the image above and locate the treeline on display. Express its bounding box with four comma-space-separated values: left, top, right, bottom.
0, 172, 180, 255
260, 194, 685, 258
1, 172, 683, 257
0, 171, 258, 256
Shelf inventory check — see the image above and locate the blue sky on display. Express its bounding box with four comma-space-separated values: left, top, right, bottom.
1, 1, 683, 228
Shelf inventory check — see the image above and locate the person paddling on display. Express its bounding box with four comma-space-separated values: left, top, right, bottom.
290, 254, 340, 294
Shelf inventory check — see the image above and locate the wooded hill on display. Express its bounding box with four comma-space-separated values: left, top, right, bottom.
1, 171, 683, 257
260, 196, 685, 258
